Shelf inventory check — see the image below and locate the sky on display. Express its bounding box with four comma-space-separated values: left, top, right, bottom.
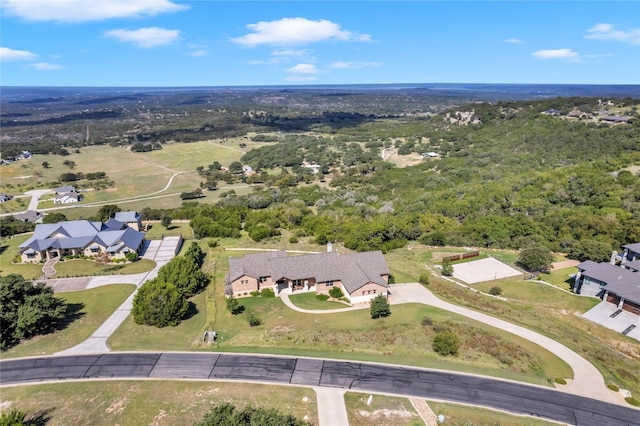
1, 0, 639, 87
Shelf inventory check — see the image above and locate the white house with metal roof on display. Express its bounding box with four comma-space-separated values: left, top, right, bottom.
226, 250, 390, 303
19, 214, 145, 263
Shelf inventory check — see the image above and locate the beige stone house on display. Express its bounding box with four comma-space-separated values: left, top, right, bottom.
225, 250, 390, 303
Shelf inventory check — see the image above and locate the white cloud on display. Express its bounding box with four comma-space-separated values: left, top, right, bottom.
504, 38, 524, 44
285, 75, 318, 82
105, 27, 181, 48
328, 61, 382, 69
31, 62, 62, 70
286, 63, 319, 74
231, 17, 372, 47
188, 49, 208, 57
532, 48, 580, 62
0, 46, 37, 62
273, 49, 309, 57
585, 23, 640, 45
1, 0, 187, 23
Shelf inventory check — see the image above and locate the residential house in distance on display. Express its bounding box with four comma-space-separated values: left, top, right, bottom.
53, 185, 76, 194
12, 210, 44, 223
54, 191, 83, 204
226, 250, 390, 304
19, 212, 145, 263
0, 193, 13, 203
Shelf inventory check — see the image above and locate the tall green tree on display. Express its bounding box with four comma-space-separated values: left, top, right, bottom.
518, 246, 554, 273
132, 279, 188, 327
370, 294, 391, 319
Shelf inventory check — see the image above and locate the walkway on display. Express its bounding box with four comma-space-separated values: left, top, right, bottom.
41, 257, 58, 279
56, 236, 182, 355
282, 283, 619, 405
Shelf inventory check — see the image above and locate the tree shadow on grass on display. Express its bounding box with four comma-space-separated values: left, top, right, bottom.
183, 301, 199, 321
52, 302, 85, 332
26, 407, 55, 426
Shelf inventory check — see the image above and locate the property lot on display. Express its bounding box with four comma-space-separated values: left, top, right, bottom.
452, 257, 522, 284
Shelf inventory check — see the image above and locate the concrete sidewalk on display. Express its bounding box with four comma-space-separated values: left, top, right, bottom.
315, 387, 349, 426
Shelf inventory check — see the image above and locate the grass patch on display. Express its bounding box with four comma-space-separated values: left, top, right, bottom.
344, 392, 423, 426
1, 284, 134, 358
288, 292, 350, 310
0, 234, 45, 279
143, 222, 192, 240
108, 291, 207, 351
54, 258, 156, 277
428, 401, 556, 425
0, 380, 317, 426
539, 267, 576, 291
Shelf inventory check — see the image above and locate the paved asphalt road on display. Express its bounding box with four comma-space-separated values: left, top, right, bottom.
1, 353, 638, 426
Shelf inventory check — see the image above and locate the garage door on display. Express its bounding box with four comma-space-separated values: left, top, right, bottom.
607, 294, 621, 305
622, 300, 640, 315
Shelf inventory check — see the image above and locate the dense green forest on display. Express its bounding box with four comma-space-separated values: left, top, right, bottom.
139, 98, 640, 255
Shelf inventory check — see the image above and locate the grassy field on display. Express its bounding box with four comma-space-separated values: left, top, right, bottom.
1, 284, 134, 358
53, 258, 156, 277
427, 401, 556, 425
108, 291, 208, 351
144, 222, 193, 239
344, 392, 423, 426
0, 234, 45, 279
0, 380, 318, 426
288, 292, 350, 310
539, 267, 576, 291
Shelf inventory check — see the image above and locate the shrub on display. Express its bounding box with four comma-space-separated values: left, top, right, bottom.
441, 260, 454, 276
250, 291, 261, 297
208, 239, 219, 248
328, 286, 344, 299
246, 310, 263, 327
315, 294, 329, 301
625, 397, 640, 407
194, 402, 310, 426
132, 279, 189, 327
289, 235, 299, 243
0, 409, 27, 425
554, 377, 567, 385
432, 330, 460, 356
418, 272, 430, 285
370, 294, 391, 319
125, 252, 139, 262
488, 286, 502, 296
226, 295, 241, 315
421, 316, 433, 327
387, 274, 395, 284
261, 288, 275, 298
607, 384, 620, 392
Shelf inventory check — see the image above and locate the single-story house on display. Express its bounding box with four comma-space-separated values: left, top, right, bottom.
0, 193, 13, 203
54, 191, 83, 204
13, 210, 44, 223
226, 250, 390, 304
575, 259, 640, 316
19, 216, 145, 263
53, 185, 76, 194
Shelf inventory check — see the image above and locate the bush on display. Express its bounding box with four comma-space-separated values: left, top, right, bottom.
0, 409, 27, 425
194, 402, 311, 426
246, 310, 263, 327
488, 286, 502, 296
387, 274, 395, 284
132, 278, 189, 327
441, 260, 454, 276
421, 316, 433, 327
607, 383, 620, 392
315, 294, 329, 301
418, 272, 430, 285
226, 295, 242, 315
625, 397, 640, 407
370, 294, 391, 319
250, 291, 261, 297
260, 288, 275, 298
328, 287, 344, 299
432, 330, 460, 356
125, 252, 139, 262
289, 235, 299, 243
554, 377, 567, 385
207, 239, 219, 248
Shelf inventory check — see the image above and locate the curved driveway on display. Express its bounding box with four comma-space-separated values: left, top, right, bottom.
283, 283, 618, 405
1, 352, 638, 426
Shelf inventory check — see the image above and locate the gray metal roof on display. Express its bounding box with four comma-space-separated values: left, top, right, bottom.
623, 243, 640, 254
114, 211, 140, 222
53, 185, 75, 193
579, 261, 640, 303
228, 250, 389, 294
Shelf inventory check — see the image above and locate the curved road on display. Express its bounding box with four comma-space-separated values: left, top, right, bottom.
1, 352, 638, 426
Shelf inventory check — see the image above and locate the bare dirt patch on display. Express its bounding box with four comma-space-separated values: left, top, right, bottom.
552, 260, 580, 270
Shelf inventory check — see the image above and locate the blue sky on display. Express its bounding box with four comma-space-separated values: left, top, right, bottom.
1, 0, 639, 86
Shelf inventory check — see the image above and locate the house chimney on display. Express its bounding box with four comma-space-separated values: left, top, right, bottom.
327, 242, 332, 253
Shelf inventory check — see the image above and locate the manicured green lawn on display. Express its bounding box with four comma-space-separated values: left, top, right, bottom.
143, 222, 192, 240
0, 380, 318, 426
1, 284, 135, 358
539, 267, 576, 291
288, 292, 349, 310
108, 292, 208, 351
54, 258, 156, 277
0, 235, 44, 280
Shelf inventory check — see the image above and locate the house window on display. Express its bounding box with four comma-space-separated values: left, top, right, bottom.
325, 281, 333, 287
90, 248, 100, 253
259, 276, 268, 283
27, 253, 36, 259
292, 279, 302, 287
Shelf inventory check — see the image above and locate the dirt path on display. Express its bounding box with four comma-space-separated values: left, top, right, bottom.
552, 259, 580, 270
